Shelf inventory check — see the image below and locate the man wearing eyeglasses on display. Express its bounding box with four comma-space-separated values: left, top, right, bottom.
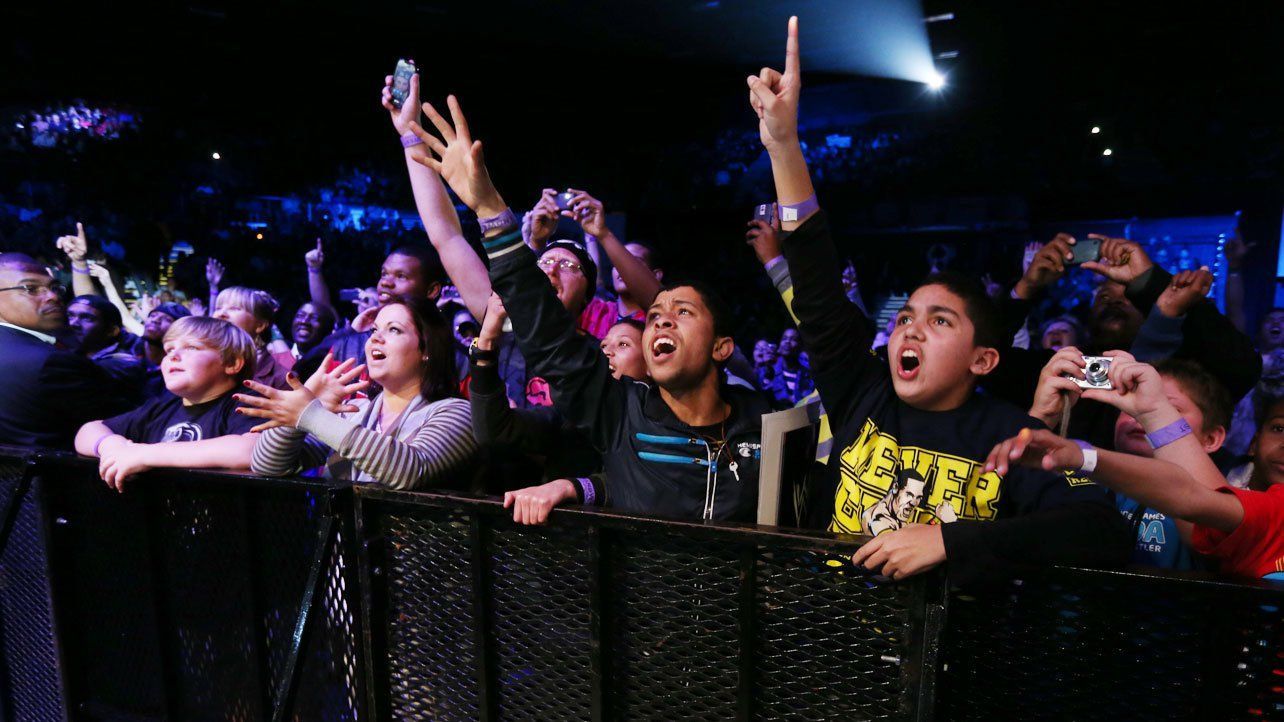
0, 253, 133, 448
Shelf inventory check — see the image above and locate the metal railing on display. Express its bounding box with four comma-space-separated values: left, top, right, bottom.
2, 446, 1282, 721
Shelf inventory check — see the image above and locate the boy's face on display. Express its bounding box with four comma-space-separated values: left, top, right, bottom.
643, 287, 729, 391
600, 323, 646, 380
376, 253, 431, 305
1252, 398, 1284, 487
888, 284, 991, 410
1113, 376, 1220, 458
1259, 311, 1284, 352
292, 303, 328, 346
778, 329, 800, 359
1041, 321, 1077, 351
161, 336, 239, 399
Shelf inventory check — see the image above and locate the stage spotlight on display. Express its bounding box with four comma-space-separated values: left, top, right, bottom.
926, 71, 946, 90
212, 152, 221, 160
1091, 126, 1101, 134
255, 233, 264, 240
1102, 148, 1113, 156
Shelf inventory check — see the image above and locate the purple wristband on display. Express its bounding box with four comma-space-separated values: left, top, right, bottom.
576, 477, 596, 506
1146, 418, 1193, 450
478, 207, 518, 234
93, 434, 114, 457
778, 194, 819, 224
400, 132, 423, 149
73, 265, 91, 275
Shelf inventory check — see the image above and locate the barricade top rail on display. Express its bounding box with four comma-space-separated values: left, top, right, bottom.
5, 443, 1284, 595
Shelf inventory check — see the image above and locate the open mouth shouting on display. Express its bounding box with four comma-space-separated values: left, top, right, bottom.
651, 335, 678, 362
897, 347, 921, 381
369, 348, 387, 362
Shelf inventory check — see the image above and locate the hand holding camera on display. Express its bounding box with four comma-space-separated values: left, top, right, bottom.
1078, 351, 1174, 427
1031, 347, 1089, 429
562, 189, 607, 238
381, 61, 422, 139
1080, 235, 1154, 285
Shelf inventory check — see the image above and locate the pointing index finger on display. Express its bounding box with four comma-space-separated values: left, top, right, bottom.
785, 16, 800, 76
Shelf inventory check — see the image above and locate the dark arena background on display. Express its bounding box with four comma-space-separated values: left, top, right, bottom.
2, 1, 1284, 720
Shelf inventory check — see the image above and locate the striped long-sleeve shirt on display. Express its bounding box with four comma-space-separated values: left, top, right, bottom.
251, 395, 476, 490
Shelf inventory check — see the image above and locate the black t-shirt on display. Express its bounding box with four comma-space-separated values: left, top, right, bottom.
104, 389, 258, 443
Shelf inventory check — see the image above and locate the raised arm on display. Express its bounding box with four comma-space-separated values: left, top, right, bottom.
206, 258, 224, 312
383, 72, 491, 320
749, 17, 881, 424
305, 239, 334, 309
405, 92, 630, 449
87, 262, 145, 336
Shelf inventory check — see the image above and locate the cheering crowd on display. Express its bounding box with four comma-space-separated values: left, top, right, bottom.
1, 18, 1280, 586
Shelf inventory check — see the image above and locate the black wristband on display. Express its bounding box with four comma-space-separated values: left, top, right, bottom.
468, 339, 499, 364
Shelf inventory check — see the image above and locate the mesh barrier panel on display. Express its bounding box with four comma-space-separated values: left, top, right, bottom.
755, 549, 913, 720
938, 570, 1284, 721
488, 521, 594, 721
152, 484, 265, 720
607, 531, 744, 721
383, 508, 483, 721
294, 524, 366, 722
0, 458, 66, 722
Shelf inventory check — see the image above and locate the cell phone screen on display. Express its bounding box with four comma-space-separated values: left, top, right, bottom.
391, 59, 416, 109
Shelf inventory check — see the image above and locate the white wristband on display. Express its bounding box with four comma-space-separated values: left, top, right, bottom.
1073, 440, 1098, 474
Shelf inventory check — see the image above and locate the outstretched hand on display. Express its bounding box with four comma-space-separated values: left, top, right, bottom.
234, 360, 365, 433
747, 16, 802, 151
206, 258, 225, 289
984, 427, 1084, 477
1155, 267, 1213, 319
406, 95, 507, 218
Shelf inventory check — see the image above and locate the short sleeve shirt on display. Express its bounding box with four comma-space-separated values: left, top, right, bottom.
104, 390, 258, 443
1191, 485, 1284, 581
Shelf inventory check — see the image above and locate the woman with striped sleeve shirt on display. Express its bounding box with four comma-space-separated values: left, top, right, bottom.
238, 295, 477, 490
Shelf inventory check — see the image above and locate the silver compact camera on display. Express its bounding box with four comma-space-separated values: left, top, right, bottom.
1071, 356, 1112, 390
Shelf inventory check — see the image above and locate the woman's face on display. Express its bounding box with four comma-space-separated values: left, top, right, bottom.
364, 304, 424, 389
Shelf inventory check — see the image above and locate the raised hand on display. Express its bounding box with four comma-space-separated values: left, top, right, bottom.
382, 71, 422, 138
407, 95, 506, 218
745, 219, 782, 265
86, 260, 112, 284
1022, 241, 1043, 274
503, 479, 578, 525
1155, 267, 1213, 318
522, 189, 561, 249
206, 258, 225, 289
305, 239, 325, 271
565, 189, 607, 237
984, 427, 1084, 476
350, 305, 379, 333
1080, 235, 1154, 285
56, 222, 89, 263
1224, 232, 1255, 272
746, 16, 802, 150
1014, 234, 1075, 299
138, 293, 158, 318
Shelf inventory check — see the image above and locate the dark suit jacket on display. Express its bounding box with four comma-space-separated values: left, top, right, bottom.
0, 325, 137, 449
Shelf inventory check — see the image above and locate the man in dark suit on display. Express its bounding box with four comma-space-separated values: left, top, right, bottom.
0, 253, 135, 449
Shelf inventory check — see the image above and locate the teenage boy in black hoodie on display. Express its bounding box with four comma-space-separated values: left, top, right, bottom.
404, 91, 768, 523
747, 17, 1130, 583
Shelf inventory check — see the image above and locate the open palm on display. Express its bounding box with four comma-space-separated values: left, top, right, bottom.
407, 95, 502, 215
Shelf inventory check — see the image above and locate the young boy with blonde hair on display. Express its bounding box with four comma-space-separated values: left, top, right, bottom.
75, 316, 262, 490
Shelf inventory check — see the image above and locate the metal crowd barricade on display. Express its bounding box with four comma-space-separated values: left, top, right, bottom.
4, 444, 1284, 721
352, 485, 944, 721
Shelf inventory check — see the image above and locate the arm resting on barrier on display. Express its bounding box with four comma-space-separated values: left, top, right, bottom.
296, 398, 478, 490
251, 425, 333, 476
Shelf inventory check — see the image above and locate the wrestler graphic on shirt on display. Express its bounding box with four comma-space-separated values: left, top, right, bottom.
862, 469, 927, 535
